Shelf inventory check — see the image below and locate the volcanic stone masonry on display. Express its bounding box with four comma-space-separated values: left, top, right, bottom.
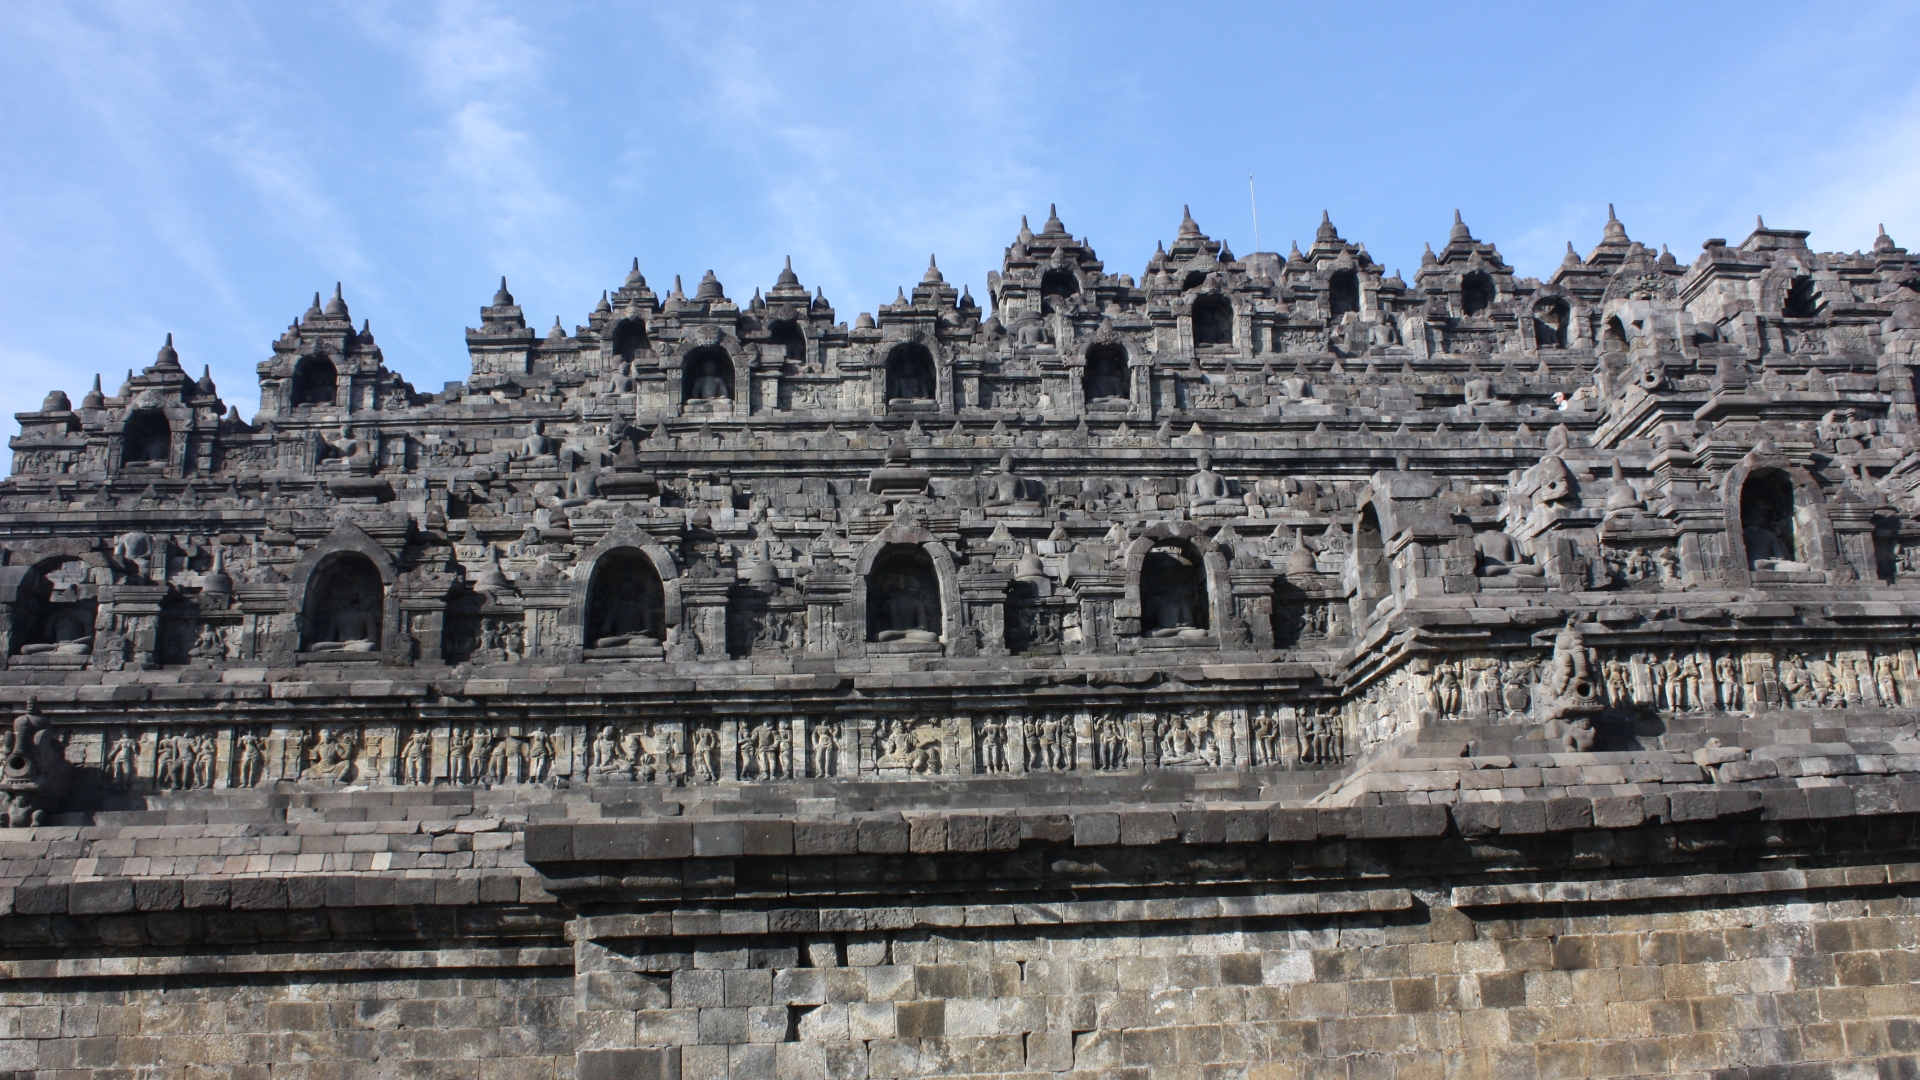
5, 205, 1920, 1079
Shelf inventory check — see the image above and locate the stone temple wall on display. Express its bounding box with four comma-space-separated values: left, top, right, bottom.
4, 206, 1920, 1078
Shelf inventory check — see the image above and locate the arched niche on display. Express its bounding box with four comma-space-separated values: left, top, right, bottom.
681, 344, 735, 406
1722, 459, 1838, 584
766, 319, 806, 363
301, 553, 384, 653
284, 524, 401, 664
1118, 524, 1229, 647
1040, 268, 1079, 315
121, 410, 171, 464
611, 318, 649, 362
884, 342, 937, 403
1460, 272, 1495, 316
864, 544, 941, 642
1139, 538, 1209, 637
585, 548, 667, 648
1534, 298, 1570, 349
565, 532, 682, 660
851, 532, 961, 650
1083, 343, 1129, 406
1192, 294, 1234, 347
291, 355, 339, 408
14, 557, 96, 656
1328, 270, 1361, 319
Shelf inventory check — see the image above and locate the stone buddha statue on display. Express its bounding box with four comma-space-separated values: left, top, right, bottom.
688, 356, 732, 401
985, 453, 1042, 514
1744, 521, 1810, 572
324, 424, 368, 462
1184, 450, 1239, 514
518, 419, 557, 461
1473, 531, 1544, 578
308, 595, 379, 652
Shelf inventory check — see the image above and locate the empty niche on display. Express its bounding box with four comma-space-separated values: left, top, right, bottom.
1601, 316, 1631, 353
866, 544, 941, 642
1534, 298, 1570, 349
586, 549, 666, 648
1083, 344, 1128, 404
1040, 268, 1079, 315
766, 319, 806, 364
302, 554, 383, 652
1328, 269, 1360, 319
611, 318, 649, 362
1140, 540, 1209, 638
682, 345, 734, 403
290, 355, 338, 407
885, 343, 936, 402
1460, 272, 1495, 316
1782, 276, 1820, 319
1192, 294, 1233, 346
121, 411, 170, 464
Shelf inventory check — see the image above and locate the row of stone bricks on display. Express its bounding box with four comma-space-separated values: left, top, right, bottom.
523, 778, 1920, 865
0, 869, 544, 916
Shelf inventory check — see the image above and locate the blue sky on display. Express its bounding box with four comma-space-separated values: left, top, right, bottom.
3, 2, 1917, 419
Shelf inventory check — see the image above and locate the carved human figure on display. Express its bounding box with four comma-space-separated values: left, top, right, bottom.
985, 454, 1039, 508
747, 718, 781, 780
811, 720, 840, 777
1473, 531, 1543, 577
235, 730, 265, 788
447, 729, 471, 783
592, 726, 622, 771
976, 716, 1007, 773
689, 356, 732, 401
1251, 710, 1279, 766
1462, 376, 1503, 407
1715, 654, 1742, 711
192, 731, 216, 789
402, 730, 431, 785
468, 727, 493, 783
518, 419, 557, 459
105, 730, 137, 790
188, 623, 226, 663
1875, 653, 1901, 707
302, 728, 356, 783
1183, 450, 1236, 508
692, 726, 720, 782
527, 727, 552, 783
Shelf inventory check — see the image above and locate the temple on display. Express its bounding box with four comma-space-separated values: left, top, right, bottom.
6, 206, 1920, 1078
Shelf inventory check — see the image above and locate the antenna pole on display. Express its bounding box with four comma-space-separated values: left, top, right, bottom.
1248, 175, 1260, 253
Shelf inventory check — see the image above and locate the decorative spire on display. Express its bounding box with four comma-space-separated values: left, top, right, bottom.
671, 274, 685, 299
1875, 224, 1899, 254
1562, 241, 1581, 268
695, 269, 723, 301
196, 365, 217, 396
1017, 215, 1035, 245
1315, 209, 1338, 243
305, 292, 323, 319
82, 374, 105, 409
1042, 203, 1065, 236
923, 254, 943, 284
595, 290, 611, 314
493, 277, 514, 306
625, 258, 644, 287
775, 255, 800, 288
1756, 214, 1767, 230
155, 333, 180, 369
1449, 210, 1471, 243
1421, 242, 1436, 266
359, 319, 375, 344
1658, 244, 1676, 267
1603, 203, 1627, 242
1178, 204, 1201, 238
324, 282, 348, 318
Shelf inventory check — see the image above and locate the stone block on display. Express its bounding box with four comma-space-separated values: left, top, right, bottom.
1073, 812, 1119, 847
577, 1047, 680, 1080
857, 818, 908, 853
794, 822, 856, 856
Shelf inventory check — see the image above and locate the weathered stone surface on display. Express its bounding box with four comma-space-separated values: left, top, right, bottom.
6, 209, 1920, 1076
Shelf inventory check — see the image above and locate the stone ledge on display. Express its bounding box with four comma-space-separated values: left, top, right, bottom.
1451, 860, 1920, 908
